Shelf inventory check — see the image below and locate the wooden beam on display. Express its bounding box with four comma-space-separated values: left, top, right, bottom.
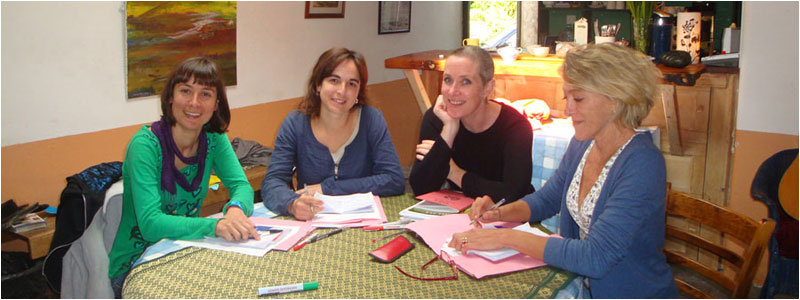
660, 84, 683, 155
403, 69, 432, 114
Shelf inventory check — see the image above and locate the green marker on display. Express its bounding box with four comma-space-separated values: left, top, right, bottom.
257, 281, 318, 296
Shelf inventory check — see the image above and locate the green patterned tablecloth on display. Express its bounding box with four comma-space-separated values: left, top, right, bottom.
124, 194, 575, 298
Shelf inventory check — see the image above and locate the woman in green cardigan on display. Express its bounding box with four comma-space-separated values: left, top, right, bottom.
107, 57, 256, 298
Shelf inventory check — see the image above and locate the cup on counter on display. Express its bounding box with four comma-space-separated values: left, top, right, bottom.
462, 38, 480, 47
497, 46, 520, 64
595, 36, 616, 44
526, 45, 550, 57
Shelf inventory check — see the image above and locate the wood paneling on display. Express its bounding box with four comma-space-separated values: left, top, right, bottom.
0, 80, 422, 207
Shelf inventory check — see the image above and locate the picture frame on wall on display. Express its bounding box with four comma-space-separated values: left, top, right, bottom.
125, 1, 237, 99
378, 1, 411, 34
305, 1, 345, 18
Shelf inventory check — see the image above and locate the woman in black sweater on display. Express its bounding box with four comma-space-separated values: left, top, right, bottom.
409, 46, 534, 204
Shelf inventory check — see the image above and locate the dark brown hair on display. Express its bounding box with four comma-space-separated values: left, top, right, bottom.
160, 56, 230, 133
299, 47, 369, 116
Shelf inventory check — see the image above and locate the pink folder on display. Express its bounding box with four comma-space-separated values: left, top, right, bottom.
415, 190, 475, 211
405, 214, 548, 279
248, 217, 314, 251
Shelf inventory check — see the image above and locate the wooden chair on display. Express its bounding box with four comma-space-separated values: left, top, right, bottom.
665, 190, 775, 298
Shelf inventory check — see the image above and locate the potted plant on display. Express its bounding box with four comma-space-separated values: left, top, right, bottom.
626, 1, 656, 54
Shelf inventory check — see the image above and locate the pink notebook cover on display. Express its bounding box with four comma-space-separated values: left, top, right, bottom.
406, 214, 548, 279
415, 190, 475, 211
308, 196, 388, 227
248, 217, 314, 251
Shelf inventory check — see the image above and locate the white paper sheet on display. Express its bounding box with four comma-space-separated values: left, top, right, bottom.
316, 192, 375, 214
175, 225, 300, 257
442, 223, 550, 262
310, 193, 385, 225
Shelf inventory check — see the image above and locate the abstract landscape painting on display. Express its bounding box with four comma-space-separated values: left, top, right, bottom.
126, 1, 236, 99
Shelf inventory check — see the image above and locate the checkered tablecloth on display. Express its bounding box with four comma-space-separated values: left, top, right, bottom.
531, 122, 575, 191
123, 194, 577, 299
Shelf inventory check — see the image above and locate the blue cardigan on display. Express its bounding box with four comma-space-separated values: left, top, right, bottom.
261, 106, 405, 215
523, 133, 678, 298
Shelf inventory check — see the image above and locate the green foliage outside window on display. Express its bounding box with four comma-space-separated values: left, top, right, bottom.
469, 1, 517, 48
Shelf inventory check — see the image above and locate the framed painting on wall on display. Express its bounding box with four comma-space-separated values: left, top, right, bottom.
305, 1, 345, 19
378, 1, 411, 34
125, 1, 237, 99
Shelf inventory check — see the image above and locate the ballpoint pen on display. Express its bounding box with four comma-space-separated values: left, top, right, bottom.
372, 229, 408, 243
293, 232, 318, 251
363, 219, 412, 231
363, 224, 406, 231
469, 198, 506, 226
309, 227, 344, 243
293, 227, 346, 251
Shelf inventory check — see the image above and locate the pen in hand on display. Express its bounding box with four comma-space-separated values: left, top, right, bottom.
469, 198, 506, 226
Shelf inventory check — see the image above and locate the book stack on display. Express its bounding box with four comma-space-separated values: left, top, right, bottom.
399, 190, 474, 221
12, 213, 46, 233
399, 200, 460, 221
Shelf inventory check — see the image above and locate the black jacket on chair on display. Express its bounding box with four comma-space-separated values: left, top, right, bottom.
42, 161, 122, 294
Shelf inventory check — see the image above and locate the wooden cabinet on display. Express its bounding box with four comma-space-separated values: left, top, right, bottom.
537, 4, 632, 45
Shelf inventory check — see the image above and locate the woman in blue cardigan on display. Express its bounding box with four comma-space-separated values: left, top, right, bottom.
450, 43, 678, 298
261, 47, 404, 220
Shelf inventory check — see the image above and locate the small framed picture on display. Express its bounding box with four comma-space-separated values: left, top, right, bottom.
378, 1, 411, 34
305, 1, 345, 19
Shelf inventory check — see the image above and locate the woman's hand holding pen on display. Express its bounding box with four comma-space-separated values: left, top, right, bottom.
289, 187, 324, 221
469, 195, 502, 225
296, 184, 323, 196
216, 207, 259, 242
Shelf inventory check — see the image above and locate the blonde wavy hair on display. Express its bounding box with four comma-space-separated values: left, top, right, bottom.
560, 43, 662, 129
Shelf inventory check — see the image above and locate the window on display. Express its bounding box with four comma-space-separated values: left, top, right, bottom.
466, 1, 519, 49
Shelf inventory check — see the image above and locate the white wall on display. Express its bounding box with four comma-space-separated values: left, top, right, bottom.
737, 1, 799, 136
1, 1, 461, 146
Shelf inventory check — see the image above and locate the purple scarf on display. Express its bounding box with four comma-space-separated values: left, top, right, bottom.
151, 118, 208, 195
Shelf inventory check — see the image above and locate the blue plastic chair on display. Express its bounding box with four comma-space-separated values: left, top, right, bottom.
751, 148, 799, 298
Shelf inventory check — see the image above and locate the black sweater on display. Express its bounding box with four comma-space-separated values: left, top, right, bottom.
409, 101, 534, 203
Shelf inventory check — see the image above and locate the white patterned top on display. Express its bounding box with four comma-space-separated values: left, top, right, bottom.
566, 133, 639, 239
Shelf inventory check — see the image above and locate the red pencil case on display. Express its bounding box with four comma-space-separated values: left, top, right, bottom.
369, 236, 415, 263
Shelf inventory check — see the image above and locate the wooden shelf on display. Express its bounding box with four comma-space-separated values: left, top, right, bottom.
2, 212, 56, 260
200, 165, 267, 217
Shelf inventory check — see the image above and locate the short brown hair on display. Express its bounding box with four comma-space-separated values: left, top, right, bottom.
560, 43, 662, 129
449, 45, 494, 85
160, 57, 230, 133
299, 47, 369, 116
